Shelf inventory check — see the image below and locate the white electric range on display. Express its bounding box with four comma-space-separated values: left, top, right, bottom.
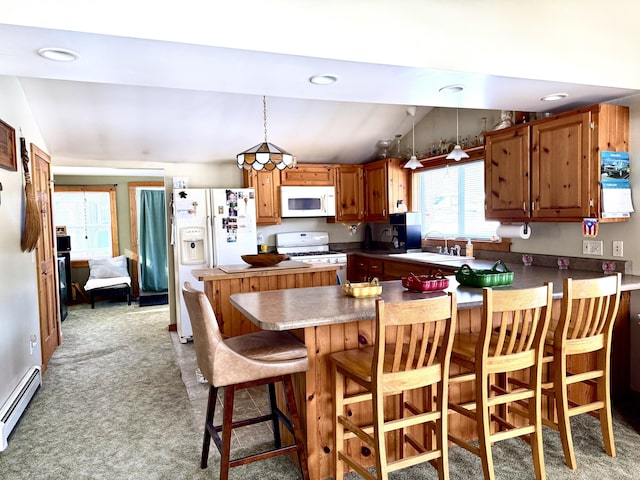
276, 231, 347, 283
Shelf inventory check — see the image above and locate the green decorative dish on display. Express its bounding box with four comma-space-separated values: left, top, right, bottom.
455, 260, 514, 287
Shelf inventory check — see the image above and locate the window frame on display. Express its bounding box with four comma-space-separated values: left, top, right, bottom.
53, 185, 119, 267
409, 149, 511, 252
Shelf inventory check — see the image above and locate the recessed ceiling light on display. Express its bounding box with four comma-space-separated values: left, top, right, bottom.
37, 47, 80, 62
309, 74, 339, 85
541, 93, 568, 102
439, 84, 464, 93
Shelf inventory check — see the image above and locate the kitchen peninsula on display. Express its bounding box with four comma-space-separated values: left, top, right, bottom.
192, 261, 342, 337
230, 262, 640, 480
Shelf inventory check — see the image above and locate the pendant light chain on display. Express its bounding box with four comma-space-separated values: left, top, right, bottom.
412, 114, 415, 156
83, 190, 88, 240
263, 96, 268, 144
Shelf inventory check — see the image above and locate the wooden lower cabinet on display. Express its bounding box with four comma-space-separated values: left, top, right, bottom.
200, 267, 338, 337
347, 253, 456, 282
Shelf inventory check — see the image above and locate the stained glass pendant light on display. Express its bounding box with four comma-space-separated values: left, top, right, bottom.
403, 106, 422, 170
237, 96, 295, 171
446, 108, 469, 161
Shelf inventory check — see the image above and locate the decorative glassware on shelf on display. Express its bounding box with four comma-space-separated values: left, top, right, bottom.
493, 111, 514, 130
377, 139, 392, 159
522, 254, 533, 266
557, 257, 570, 270
479, 117, 487, 145
393, 134, 402, 158
602, 261, 616, 275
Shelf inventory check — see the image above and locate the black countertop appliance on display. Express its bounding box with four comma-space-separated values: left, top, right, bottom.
390, 212, 422, 252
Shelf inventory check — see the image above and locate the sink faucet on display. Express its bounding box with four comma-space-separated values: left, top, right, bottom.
424, 230, 448, 255
450, 244, 461, 256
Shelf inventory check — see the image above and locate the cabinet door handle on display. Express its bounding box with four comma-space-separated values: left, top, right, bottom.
523, 202, 527, 213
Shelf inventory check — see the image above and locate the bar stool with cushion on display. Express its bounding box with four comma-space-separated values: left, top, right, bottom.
330, 293, 457, 480
182, 282, 310, 480
541, 273, 621, 470
448, 284, 553, 480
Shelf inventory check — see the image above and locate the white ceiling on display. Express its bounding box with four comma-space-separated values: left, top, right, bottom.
1, 0, 639, 167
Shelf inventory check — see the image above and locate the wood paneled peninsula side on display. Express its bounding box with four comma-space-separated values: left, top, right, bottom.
192, 261, 341, 337
230, 265, 640, 480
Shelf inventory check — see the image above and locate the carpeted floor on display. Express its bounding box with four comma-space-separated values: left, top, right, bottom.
2, 301, 640, 479
0, 303, 211, 480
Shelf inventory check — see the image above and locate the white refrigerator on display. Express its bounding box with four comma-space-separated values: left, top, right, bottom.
172, 187, 257, 342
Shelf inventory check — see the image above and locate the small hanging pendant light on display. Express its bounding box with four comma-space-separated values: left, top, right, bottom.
237, 96, 296, 171
404, 106, 422, 170
446, 109, 469, 162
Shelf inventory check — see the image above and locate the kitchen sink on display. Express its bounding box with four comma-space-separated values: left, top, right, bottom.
389, 252, 470, 263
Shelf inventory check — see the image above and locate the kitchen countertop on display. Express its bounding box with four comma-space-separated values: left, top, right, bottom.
230, 262, 640, 331
193, 261, 341, 281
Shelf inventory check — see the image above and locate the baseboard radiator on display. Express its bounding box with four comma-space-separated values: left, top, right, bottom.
0, 366, 42, 452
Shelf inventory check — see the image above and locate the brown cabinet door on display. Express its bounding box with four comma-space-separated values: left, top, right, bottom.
336, 165, 364, 222
531, 112, 591, 220
244, 169, 281, 225
484, 125, 531, 221
364, 161, 388, 221
280, 164, 336, 186
32, 144, 60, 370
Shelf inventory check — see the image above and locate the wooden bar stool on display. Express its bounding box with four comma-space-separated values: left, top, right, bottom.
330, 293, 457, 480
182, 282, 310, 480
448, 284, 553, 480
541, 273, 621, 470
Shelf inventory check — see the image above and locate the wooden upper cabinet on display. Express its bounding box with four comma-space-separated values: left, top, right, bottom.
335, 165, 364, 222
485, 104, 629, 223
280, 164, 336, 186
364, 158, 408, 222
485, 125, 531, 221
531, 112, 591, 219
243, 169, 281, 225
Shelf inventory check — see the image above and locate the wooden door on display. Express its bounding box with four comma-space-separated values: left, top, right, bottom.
364, 160, 388, 221
484, 125, 531, 221
32, 144, 60, 369
336, 165, 364, 222
243, 169, 281, 225
531, 112, 591, 220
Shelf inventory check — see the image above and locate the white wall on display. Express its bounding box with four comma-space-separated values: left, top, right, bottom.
0, 77, 47, 407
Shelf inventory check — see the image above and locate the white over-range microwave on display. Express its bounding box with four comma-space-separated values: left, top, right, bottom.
280, 186, 336, 218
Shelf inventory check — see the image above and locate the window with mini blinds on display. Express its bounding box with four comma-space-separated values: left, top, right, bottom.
53, 185, 119, 261
413, 160, 499, 239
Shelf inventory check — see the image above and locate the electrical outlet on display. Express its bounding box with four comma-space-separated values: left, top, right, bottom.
583, 240, 604, 256
591, 240, 603, 256
613, 240, 624, 257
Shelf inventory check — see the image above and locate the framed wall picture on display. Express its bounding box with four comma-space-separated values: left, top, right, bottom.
0, 118, 17, 171
56, 226, 67, 236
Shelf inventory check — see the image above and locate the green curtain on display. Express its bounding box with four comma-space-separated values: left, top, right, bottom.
139, 190, 168, 292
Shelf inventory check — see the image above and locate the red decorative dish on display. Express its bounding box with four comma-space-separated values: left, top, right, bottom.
402, 272, 449, 292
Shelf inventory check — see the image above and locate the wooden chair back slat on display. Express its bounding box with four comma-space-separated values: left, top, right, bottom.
481, 285, 552, 362
558, 274, 620, 344
374, 293, 457, 383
